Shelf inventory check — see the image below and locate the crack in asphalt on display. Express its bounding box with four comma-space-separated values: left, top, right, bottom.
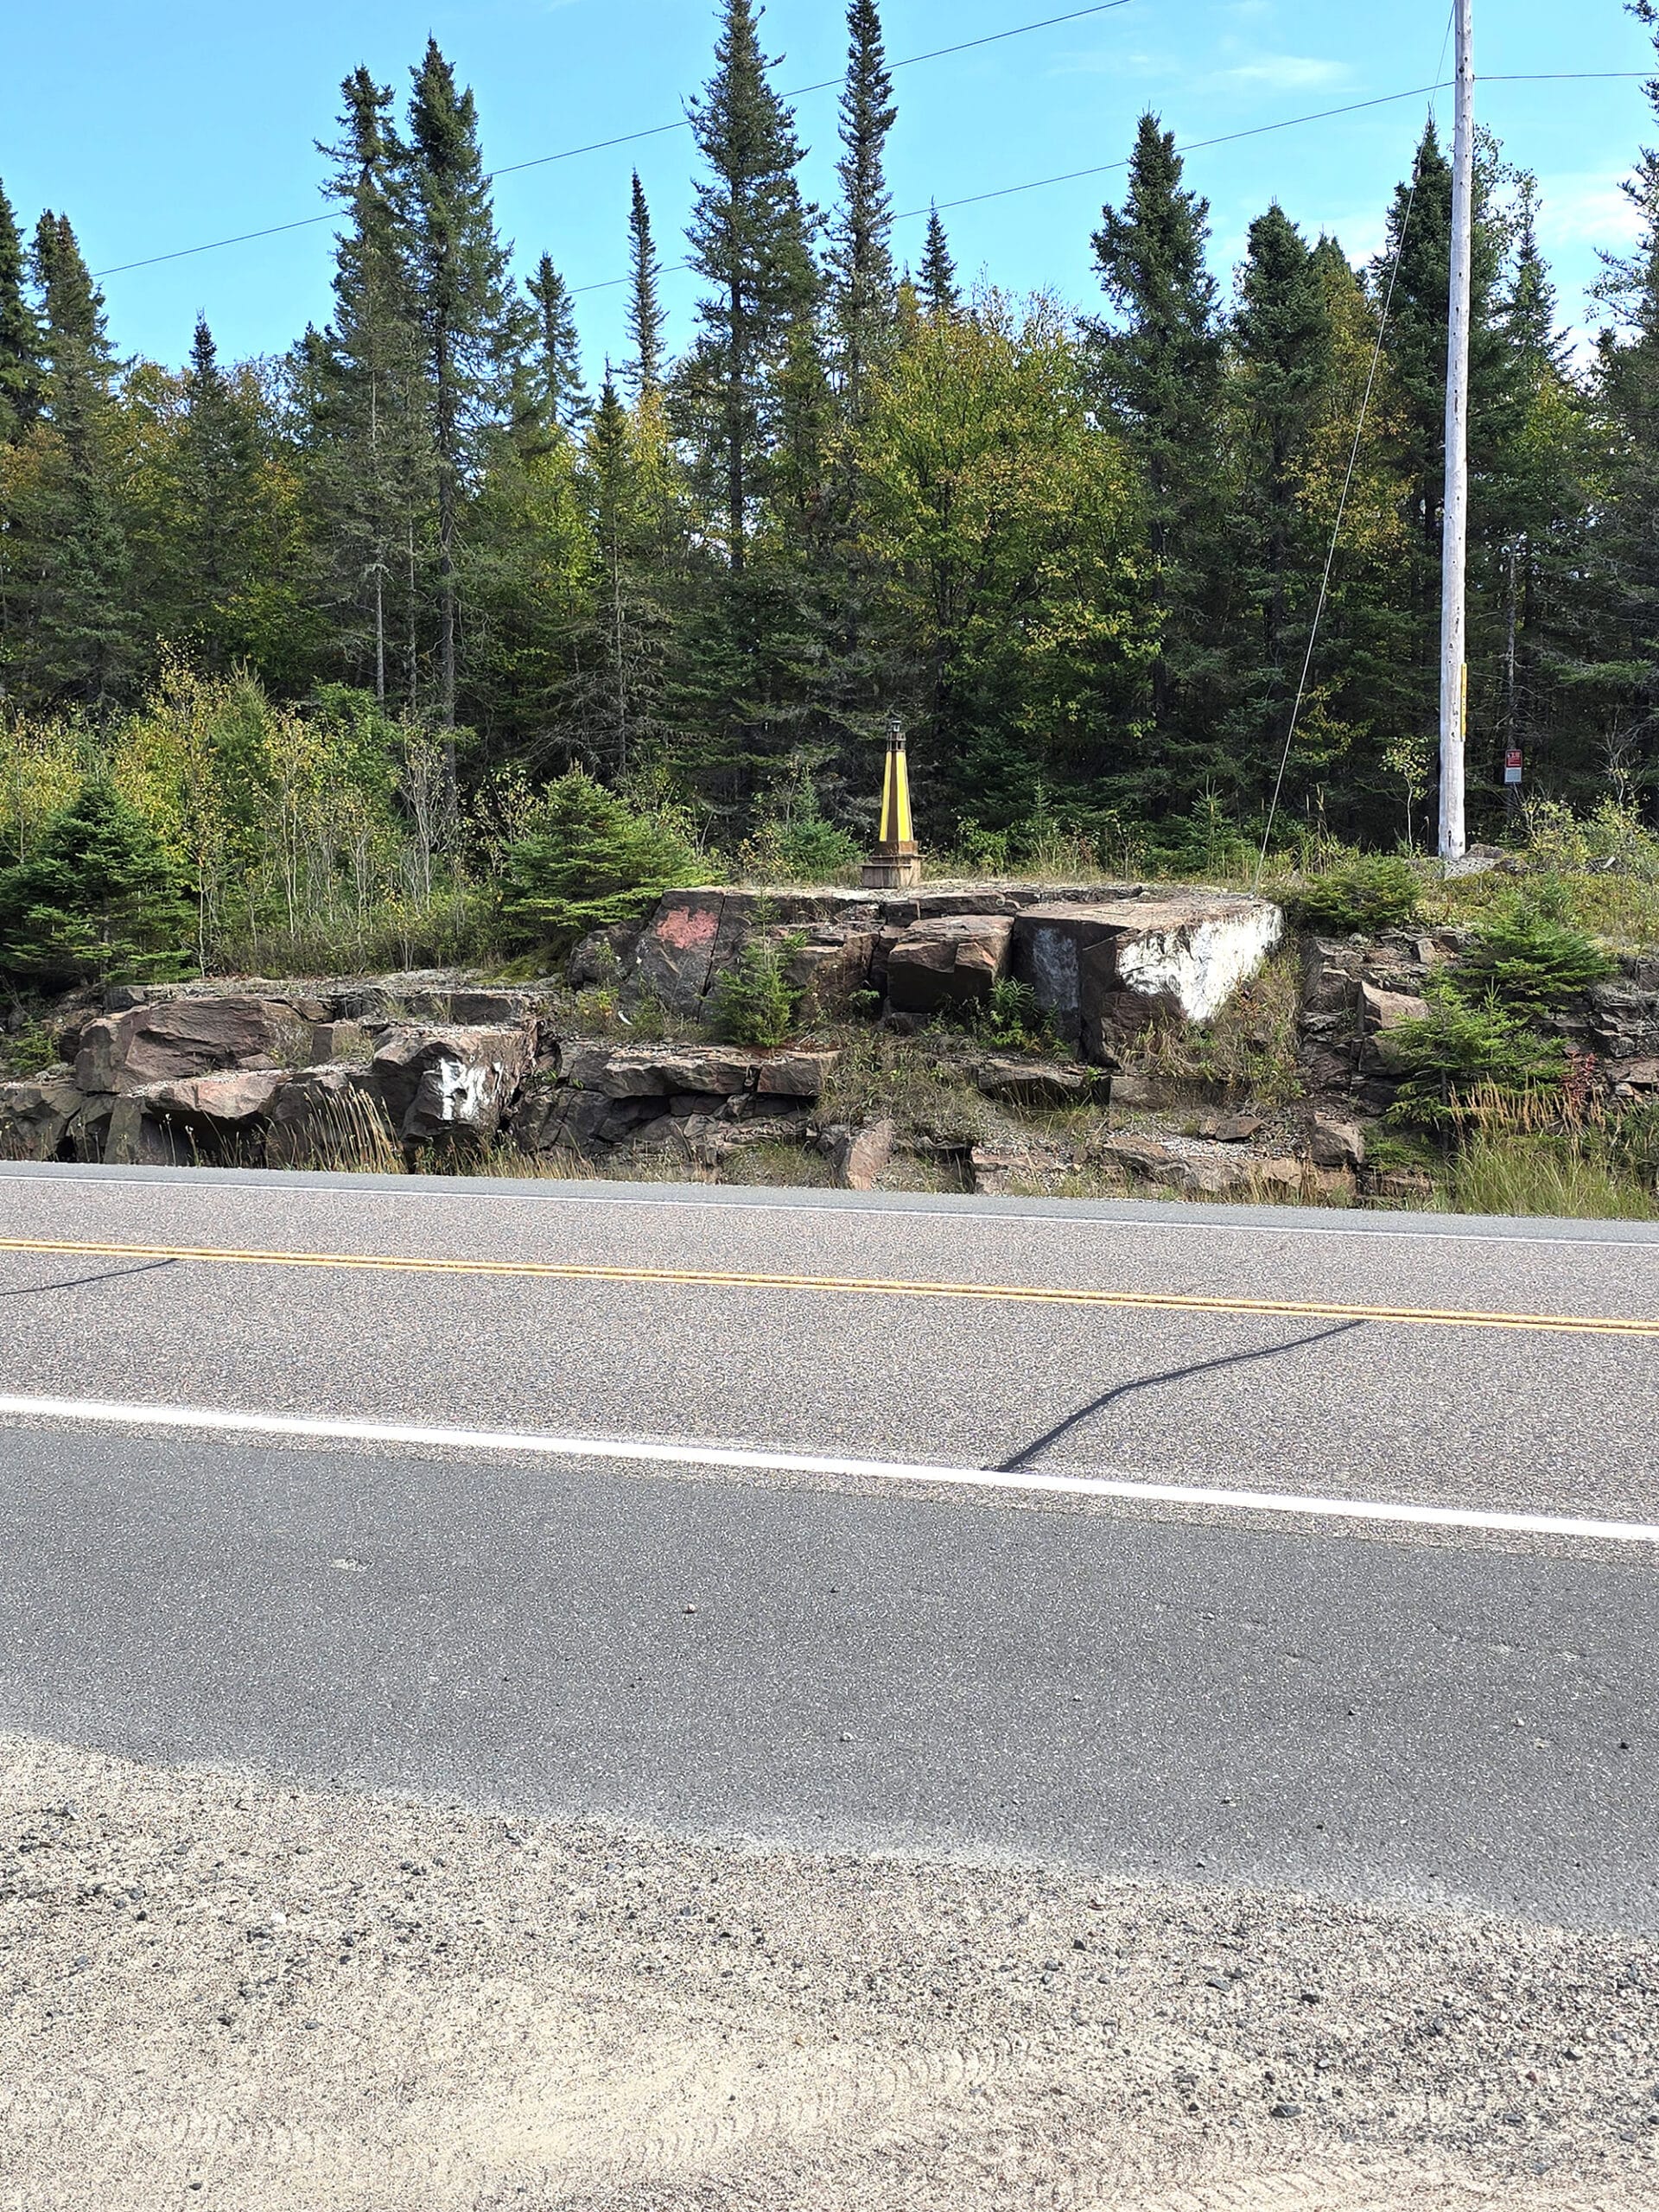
998, 1318, 1368, 1471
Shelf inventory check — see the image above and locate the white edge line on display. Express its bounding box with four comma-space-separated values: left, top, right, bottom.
6, 1165, 1659, 1251
3, 1393, 1656, 1547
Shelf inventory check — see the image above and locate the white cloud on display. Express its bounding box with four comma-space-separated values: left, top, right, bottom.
1208, 54, 1352, 94
1048, 45, 1185, 79
1535, 170, 1644, 251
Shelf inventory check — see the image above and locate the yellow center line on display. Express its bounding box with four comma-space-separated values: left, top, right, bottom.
2, 1233, 1656, 1338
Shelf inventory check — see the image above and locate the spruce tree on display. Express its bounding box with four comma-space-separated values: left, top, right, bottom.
1586, 3, 1659, 794
1493, 180, 1590, 778
400, 37, 523, 732
625, 173, 666, 403
308, 65, 431, 709
829, 0, 898, 414
0, 179, 41, 444
526, 254, 586, 436
681, 0, 817, 571
1221, 204, 1334, 795
918, 207, 959, 320
1375, 121, 1522, 795
5, 212, 133, 707
156, 317, 267, 667
1089, 112, 1224, 785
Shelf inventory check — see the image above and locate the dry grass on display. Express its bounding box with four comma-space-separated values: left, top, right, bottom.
1135, 943, 1306, 1108
818, 1029, 992, 1147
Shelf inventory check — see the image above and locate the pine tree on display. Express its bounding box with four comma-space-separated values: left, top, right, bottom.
625, 173, 666, 403
0, 179, 41, 443
400, 37, 523, 733
829, 0, 898, 414
681, 0, 818, 571
1090, 112, 1224, 785
526, 254, 586, 437
918, 207, 958, 320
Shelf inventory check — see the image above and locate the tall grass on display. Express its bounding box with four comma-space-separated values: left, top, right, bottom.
1433, 1132, 1658, 1222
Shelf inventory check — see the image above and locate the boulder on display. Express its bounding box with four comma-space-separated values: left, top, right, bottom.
821, 1118, 895, 1191
754, 1049, 837, 1098
1193, 1110, 1266, 1143
1606, 1058, 1659, 1097
266, 1067, 393, 1168
1360, 982, 1431, 1033
370, 1025, 534, 1145
1013, 893, 1283, 1064
145, 1070, 288, 1123
885, 915, 1014, 1014
308, 1020, 371, 1063
650, 1048, 761, 1096
785, 927, 876, 1015
1591, 980, 1659, 1061
1097, 1131, 1182, 1181
1300, 938, 1363, 1015
512, 1086, 610, 1154
1309, 1115, 1366, 1170
0, 1077, 83, 1160
970, 1056, 1094, 1110
102, 1096, 186, 1167
74, 996, 292, 1094
1359, 982, 1431, 1070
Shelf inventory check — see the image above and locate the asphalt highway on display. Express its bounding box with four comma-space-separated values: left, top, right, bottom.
1, 1161, 1656, 1928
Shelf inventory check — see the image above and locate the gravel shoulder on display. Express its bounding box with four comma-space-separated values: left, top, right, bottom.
1, 1732, 1655, 2211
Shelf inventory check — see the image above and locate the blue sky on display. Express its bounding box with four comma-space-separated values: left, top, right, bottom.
3, 0, 1655, 377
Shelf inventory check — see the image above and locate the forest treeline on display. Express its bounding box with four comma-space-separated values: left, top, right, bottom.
4, 0, 1659, 969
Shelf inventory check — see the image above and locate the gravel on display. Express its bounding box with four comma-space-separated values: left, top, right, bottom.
1, 1732, 1655, 2210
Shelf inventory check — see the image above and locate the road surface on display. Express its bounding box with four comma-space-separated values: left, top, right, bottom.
0, 1160, 1654, 1927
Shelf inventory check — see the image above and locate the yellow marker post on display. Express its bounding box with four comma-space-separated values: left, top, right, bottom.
862, 712, 923, 888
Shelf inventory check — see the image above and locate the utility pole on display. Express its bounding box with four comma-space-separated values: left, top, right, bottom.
1438, 0, 1474, 861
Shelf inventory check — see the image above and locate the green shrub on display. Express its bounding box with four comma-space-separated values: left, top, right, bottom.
499, 768, 701, 951
1383, 989, 1563, 1131
951, 817, 1012, 876
1285, 853, 1421, 936
0, 781, 197, 988
1448, 898, 1614, 1016
981, 978, 1048, 1050
709, 931, 806, 1046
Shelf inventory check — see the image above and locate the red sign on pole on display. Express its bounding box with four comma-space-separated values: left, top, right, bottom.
1503, 749, 1523, 786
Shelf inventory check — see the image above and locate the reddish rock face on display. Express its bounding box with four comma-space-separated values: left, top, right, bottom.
144, 1071, 289, 1125
636, 893, 727, 1014
73, 999, 290, 1094
0, 1078, 82, 1160
885, 916, 1014, 1014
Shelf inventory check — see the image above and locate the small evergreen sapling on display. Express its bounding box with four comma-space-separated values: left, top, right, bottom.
499, 767, 701, 951
0, 782, 195, 987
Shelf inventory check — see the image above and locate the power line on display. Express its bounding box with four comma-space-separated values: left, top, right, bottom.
1254, 9, 1457, 882
558, 65, 1656, 297
89, 0, 1135, 279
